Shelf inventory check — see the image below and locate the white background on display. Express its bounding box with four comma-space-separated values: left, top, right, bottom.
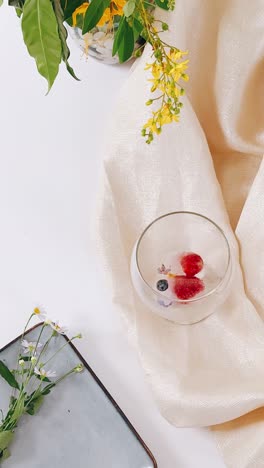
0, 5, 226, 467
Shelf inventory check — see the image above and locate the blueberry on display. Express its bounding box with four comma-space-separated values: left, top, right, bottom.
156, 279, 168, 292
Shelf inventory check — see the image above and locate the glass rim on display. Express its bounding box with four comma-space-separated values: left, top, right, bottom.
135, 211, 232, 303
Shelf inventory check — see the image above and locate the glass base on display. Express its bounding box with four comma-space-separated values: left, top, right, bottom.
71, 26, 119, 65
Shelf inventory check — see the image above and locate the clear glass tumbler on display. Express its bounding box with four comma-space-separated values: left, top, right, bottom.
130, 212, 232, 325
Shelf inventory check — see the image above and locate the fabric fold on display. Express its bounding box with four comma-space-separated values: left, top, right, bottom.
95, 1, 264, 466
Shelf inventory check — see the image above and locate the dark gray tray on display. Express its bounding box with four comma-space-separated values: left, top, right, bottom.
0, 324, 157, 468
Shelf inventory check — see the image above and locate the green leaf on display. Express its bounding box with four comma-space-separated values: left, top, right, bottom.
0, 431, 14, 452
82, 0, 110, 35
0, 0, 3, 6
118, 19, 134, 63
112, 16, 125, 56
123, 0, 135, 17
9, 396, 17, 407
132, 17, 143, 41
9, 0, 25, 13
21, 0, 62, 92
36, 374, 51, 383
8, 0, 24, 6
0, 361, 20, 390
12, 395, 25, 420
65, 62, 79, 80
26, 394, 44, 415
0, 447, 11, 461
41, 383, 55, 395
53, 0, 79, 80
154, 0, 170, 10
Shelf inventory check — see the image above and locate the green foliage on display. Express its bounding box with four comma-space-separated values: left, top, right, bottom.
82, 0, 110, 34
12, 395, 25, 420
0, 431, 14, 452
132, 17, 143, 41
117, 19, 134, 63
0, 311, 83, 463
0, 361, 20, 390
21, 0, 62, 92
154, 0, 170, 10
36, 374, 51, 383
53, 0, 79, 80
113, 16, 135, 62
61, 0, 83, 20
41, 383, 56, 395
112, 16, 125, 56
26, 395, 44, 415
0, 431, 13, 460
0, 447, 11, 461
8, 0, 24, 6
123, 0, 135, 17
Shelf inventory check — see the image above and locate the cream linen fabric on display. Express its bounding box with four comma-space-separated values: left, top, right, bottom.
95, 1, 264, 466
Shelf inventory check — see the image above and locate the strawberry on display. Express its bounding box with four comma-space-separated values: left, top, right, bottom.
180, 252, 204, 277
173, 276, 204, 300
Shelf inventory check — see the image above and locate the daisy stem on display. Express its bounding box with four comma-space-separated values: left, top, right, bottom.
34, 332, 55, 368
25, 333, 56, 394
24, 382, 43, 410
23, 324, 47, 390
21, 313, 34, 342
12, 313, 35, 399
41, 336, 79, 368
2, 391, 24, 431
52, 368, 76, 386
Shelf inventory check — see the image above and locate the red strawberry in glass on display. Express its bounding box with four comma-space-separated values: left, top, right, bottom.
173, 275, 205, 300
180, 252, 204, 277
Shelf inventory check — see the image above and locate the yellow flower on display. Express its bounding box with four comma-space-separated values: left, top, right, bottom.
143, 118, 158, 134
72, 2, 89, 27
98, 0, 126, 26
169, 50, 188, 61
111, 0, 126, 16
72, 0, 126, 28
97, 8, 111, 26
143, 47, 189, 142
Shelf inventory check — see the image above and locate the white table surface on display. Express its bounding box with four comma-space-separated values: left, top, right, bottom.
0, 6, 226, 468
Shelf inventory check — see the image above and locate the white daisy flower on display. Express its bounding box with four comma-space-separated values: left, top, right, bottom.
50, 321, 68, 335
34, 367, 57, 379
33, 307, 47, 321
21, 339, 42, 355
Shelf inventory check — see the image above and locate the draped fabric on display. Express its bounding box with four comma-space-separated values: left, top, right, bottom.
95, 1, 264, 466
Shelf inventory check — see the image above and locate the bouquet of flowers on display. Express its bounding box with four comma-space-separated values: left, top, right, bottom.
0, 308, 83, 463
1, 0, 189, 141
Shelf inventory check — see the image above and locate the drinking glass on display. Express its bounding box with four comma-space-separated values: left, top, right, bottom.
130, 212, 232, 325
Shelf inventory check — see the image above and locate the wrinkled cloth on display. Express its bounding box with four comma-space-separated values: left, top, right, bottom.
95, 1, 264, 466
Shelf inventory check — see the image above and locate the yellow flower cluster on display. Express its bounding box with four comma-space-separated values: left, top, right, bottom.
72, 0, 126, 28
142, 49, 189, 143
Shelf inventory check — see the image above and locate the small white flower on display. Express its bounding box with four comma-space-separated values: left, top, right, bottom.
21, 339, 42, 355
157, 264, 171, 275
74, 363, 84, 373
50, 321, 68, 335
31, 356, 37, 364
34, 367, 57, 379
33, 306, 47, 321
19, 359, 25, 367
